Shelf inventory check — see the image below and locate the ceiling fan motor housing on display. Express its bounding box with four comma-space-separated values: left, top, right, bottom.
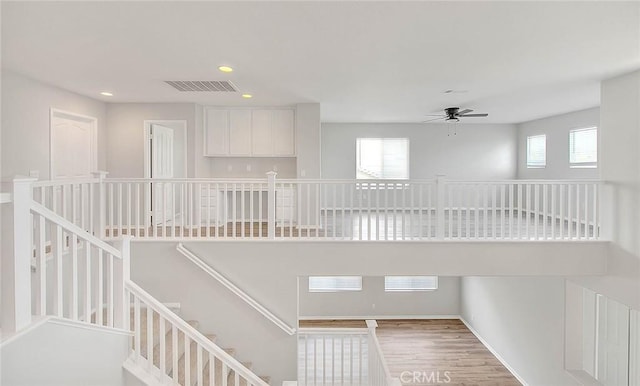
445, 107, 460, 121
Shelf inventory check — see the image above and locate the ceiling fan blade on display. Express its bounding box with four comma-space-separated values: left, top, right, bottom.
459, 113, 488, 117
424, 114, 446, 117
457, 109, 473, 115
422, 117, 445, 123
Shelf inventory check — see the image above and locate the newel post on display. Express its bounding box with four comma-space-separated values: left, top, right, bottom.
435, 175, 446, 240
92, 171, 108, 238
266, 171, 277, 240
112, 235, 131, 330
2, 176, 37, 333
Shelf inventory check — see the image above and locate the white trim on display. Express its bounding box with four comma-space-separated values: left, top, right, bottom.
298, 314, 461, 321
459, 317, 529, 386
1, 316, 131, 347
143, 120, 188, 179
50, 108, 98, 179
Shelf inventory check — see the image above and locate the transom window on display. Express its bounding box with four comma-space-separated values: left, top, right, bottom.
569, 127, 597, 168
356, 138, 409, 179
308, 276, 362, 292
384, 276, 438, 292
526, 134, 546, 168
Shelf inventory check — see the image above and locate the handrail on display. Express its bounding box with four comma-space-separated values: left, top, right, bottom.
366, 320, 398, 386
445, 179, 602, 184
298, 327, 369, 334
32, 177, 100, 187
125, 280, 268, 386
30, 201, 121, 257
176, 243, 297, 336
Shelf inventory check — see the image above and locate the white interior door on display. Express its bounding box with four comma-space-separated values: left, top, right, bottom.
51, 111, 96, 179
151, 124, 174, 225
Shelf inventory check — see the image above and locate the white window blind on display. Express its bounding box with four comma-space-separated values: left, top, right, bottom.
356, 138, 409, 179
527, 134, 546, 168
308, 276, 362, 292
570, 127, 597, 168
384, 276, 438, 292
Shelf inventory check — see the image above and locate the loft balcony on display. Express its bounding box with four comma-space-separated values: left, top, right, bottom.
26, 173, 602, 242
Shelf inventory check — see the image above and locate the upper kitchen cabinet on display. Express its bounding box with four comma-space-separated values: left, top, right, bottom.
204, 107, 295, 157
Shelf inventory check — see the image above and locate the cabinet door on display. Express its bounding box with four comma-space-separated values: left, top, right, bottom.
205, 109, 228, 156
228, 110, 252, 155
272, 109, 295, 156
252, 110, 273, 156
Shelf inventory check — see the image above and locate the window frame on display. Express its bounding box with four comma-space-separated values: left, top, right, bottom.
356, 137, 410, 180
384, 276, 438, 292
569, 127, 598, 168
308, 276, 363, 293
526, 134, 547, 169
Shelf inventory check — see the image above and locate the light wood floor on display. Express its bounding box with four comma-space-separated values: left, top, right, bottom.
300, 319, 521, 386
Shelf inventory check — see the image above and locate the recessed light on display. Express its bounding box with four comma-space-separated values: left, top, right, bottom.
218, 66, 234, 73
242, 94, 253, 99
100, 91, 113, 96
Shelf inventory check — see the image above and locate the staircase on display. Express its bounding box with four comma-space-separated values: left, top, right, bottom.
131, 306, 271, 385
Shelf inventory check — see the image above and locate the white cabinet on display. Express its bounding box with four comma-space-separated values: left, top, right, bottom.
272, 109, 295, 156
276, 186, 297, 225
204, 107, 295, 157
251, 110, 273, 156
228, 110, 252, 156
198, 188, 226, 225
204, 109, 228, 156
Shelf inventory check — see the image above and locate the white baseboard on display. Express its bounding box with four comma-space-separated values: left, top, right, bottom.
459, 317, 529, 386
299, 314, 460, 321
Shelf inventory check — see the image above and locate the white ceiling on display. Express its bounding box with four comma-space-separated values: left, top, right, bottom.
2, 1, 639, 123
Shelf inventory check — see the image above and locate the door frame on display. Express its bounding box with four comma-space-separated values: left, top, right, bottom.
49, 108, 98, 179
143, 120, 188, 179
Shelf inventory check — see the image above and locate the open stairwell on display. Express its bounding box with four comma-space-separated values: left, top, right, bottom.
125, 281, 271, 386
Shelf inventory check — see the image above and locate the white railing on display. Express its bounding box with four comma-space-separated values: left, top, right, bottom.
32, 175, 102, 237
126, 280, 268, 386
298, 328, 369, 385
30, 202, 130, 329
176, 243, 296, 335
29, 173, 602, 242
365, 320, 399, 386
443, 180, 600, 240
3, 176, 131, 333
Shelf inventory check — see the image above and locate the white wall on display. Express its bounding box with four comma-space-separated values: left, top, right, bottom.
321, 122, 517, 180
1, 70, 107, 180
461, 277, 579, 386
299, 276, 460, 319
1, 318, 130, 385
517, 107, 600, 180
106, 103, 197, 178
571, 70, 640, 311
297, 103, 321, 179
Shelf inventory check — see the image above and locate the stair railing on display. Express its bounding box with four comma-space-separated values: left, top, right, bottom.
3, 176, 130, 333
366, 320, 401, 386
177, 243, 296, 336
126, 280, 269, 386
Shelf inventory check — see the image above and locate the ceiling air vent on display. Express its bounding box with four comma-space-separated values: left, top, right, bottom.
164, 80, 237, 92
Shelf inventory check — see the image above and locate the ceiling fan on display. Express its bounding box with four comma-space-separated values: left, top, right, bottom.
423, 107, 488, 122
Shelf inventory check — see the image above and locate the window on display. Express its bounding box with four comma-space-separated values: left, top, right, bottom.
308, 276, 362, 292
384, 276, 438, 292
356, 138, 409, 179
527, 134, 546, 168
570, 127, 597, 168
